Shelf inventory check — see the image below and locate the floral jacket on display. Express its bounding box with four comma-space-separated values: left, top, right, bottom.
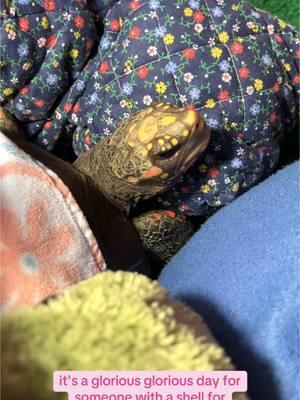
1, 0, 299, 215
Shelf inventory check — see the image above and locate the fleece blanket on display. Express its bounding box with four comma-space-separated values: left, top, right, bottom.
159, 161, 300, 400
1, 0, 299, 217
0, 131, 105, 312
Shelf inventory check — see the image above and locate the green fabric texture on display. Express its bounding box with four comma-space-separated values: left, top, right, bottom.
1, 272, 248, 400
251, 0, 299, 31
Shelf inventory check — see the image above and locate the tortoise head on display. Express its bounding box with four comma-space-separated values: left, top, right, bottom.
75, 103, 211, 211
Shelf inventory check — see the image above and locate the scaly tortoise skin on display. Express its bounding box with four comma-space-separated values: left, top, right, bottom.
74, 103, 211, 261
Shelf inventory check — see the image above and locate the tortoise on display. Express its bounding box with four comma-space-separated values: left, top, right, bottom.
0, 104, 211, 265
1, 0, 299, 217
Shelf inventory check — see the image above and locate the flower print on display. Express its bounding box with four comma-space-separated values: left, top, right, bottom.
143, 95, 153, 105
22, 62, 31, 71
278, 19, 286, 29
137, 66, 149, 79
34, 99, 45, 107
129, 0, 140, 10
189, 87, 201, 100
230, 41, 244, 55
194, 23, 203, 33
201, 184, 211, 193
219, 31, 229, 44
110, 19, 121, 31
1, 202, 75, 308
8, 32, 16, 40
69, 49, 79, 59
52, 60, 59, 68
16, 102, 24, 111
154, 26, 167, 37
64, 103, 73, 112
237, 147, 244, 156
99, 60, 109, 74
254, 79, 263, 91
94, 82, 101, 90
46, 74, 58, 86
231, 157, 243, 169
149, 11, 157, 18
293, 75, 300, 84
47, 36, 58, 48
129, 26, 141, 39
100, 38, 111, 50
232, 4, 238, 11
163, 34, 175, 46
250, 104, 261, 115
183, 48, 196, 60
239, 67, 250, 79
188, 0, 200, 9
18, 17, 30, 31
222, 72, 232, 82
165, 61, 177, 74
262, 53, 272, 66
284, 63, 291, 72
180, 94, 187, 103
206, 118, 218, 129
208, 179, 216, 186
193, 11, 205, 22
149, 0, 160, 9
246, 86, 254, 95
147, 46, 158, 56
218, 90, 230, 101
44, 0, 55, 10
205, 99, 216, 108
184, 8, 193, 17
224, 177, 231, 184
232, 183, 239, 192
267, 24, 275, 34
17, 43, 29, 57
122, 82, 133, 95
74, 15, 84, 29
208, 168, 220, 178
37, 37, 46, 47
63, 12, 72, 21
184, 72, 194, 83
211, 7, 223, 17
156, 81, 167, 94
219, 60, 230, 72
123, 39, 130, 48
87, 92, 98, 105
211, 47, 223, 59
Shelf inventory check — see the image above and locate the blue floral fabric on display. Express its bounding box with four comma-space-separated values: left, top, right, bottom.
1, 0, 299, 215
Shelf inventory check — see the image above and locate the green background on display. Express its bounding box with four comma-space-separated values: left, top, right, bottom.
251, 0, 299, 30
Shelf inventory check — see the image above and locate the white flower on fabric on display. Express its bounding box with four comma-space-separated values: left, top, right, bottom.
222, 72, 232, 82
232, 24, 239, 32
184, 72, 194, 83
8, 32, 16, 40
194, 23, 203, 33
180, 94, 187, 103
208, 179, 216, 186
143, 95, 153, 105
88, 117, 93, 124
147, 46, 158, 56
71, 113, 78, 123
63, 12, 72, 21
103, 128, 111, 136
120, 100, 127, 108
37, 38, 46, 47
237, 147, 244, 156
267, 24, 275, 34
246, 86, 254, 95
149, 11, 157, 18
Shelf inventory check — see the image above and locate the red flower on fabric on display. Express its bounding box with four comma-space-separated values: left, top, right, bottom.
99, 60, 109, 74
272, 82, 281, 93
44, 121, 52, 129
19, 86, 28, 95
239, 67, 250, 79
230, 41, 244, 55
208, 168, 220, 179
44, 0, 55, 11
129, 0, 140, 10
73, 102, 80, 113
293, 74, 300, 84
47, 36, 58, 48
64, 103, 73, 113
110, 19, 121, 32
183, 48, 196, 60
137, 66, 149, 79
218, 90, 230, 101
296, 48, 300, 58
129, 26, 141, 39
74, 15, 85, 29
34, 100, 45, 108
193, 11, 205, 22
18, 17, 30, 31
273, 33, 283, 43
165, 211, 176, 219
179, 204, 191, 212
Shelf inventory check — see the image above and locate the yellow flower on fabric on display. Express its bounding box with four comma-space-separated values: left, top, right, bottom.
5, 23, 14, 33
201, 184, 211, 193
219, 32, 229, 44
69, 49, 79, 59
119, 18, 123, 28
41, 16, 49, 29
210, 47, 223, 59
231, 4, 238, 10
105, 85, 110, 92
0, 60, 6, 67
156, 81, 167, 94
254, 79, 263, 92
231, 122, 237, 128
163, 34, 175, 46
199, 163, 208, 173
3, 88, 13, 96
52, 60, 59, 68
232, 183, 239, 192
74, 31, 81, 39
251, 24, 260, 33
284, 63, 291, 72
125, 59, 133, 69
126, 101, 133, 109
184, 7, 193, 17
278, 19, 286, 29
205, 99, 216, 109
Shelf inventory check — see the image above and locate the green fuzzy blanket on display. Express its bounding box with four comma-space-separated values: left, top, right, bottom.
252, 0, 299, 30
